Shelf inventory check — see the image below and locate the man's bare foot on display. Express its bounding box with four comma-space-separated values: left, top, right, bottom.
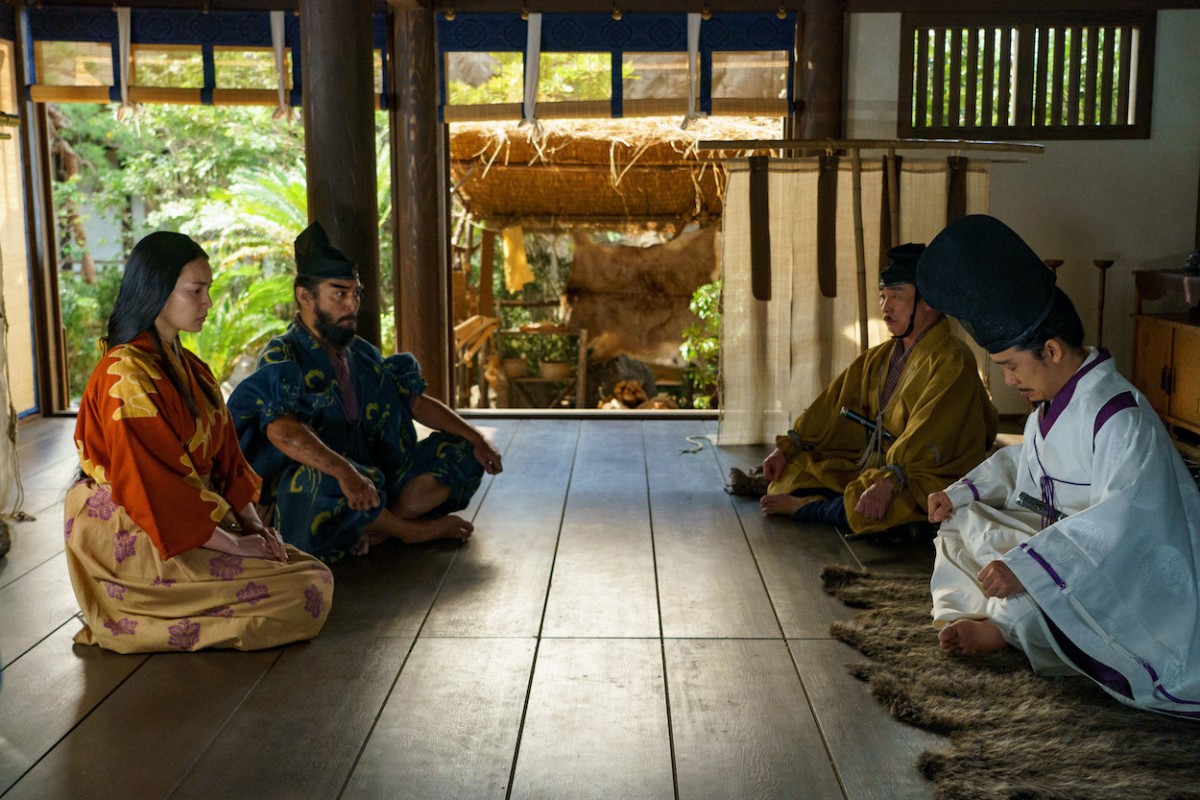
395, 515, 474, 544
350, 530, 389, 557
938, 619, 1008, 656
760, 493, 822, 516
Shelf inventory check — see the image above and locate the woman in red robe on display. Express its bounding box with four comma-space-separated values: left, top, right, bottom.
66, 231, 332, 652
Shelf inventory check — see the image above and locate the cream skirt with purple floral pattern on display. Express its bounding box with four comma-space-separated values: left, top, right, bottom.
64, 480, 333, 653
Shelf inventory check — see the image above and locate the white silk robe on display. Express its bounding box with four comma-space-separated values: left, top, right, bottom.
931, 349, 1200, 717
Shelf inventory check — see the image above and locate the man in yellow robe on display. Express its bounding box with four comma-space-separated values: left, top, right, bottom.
760, 243, 998, 539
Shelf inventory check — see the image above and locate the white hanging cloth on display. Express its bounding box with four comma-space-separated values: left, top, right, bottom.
115, 7, 138, 121
718, 157, 992, 445
0, 239, 23, 521
520, 13, 543, 137
681, 13, 707, 130
270, 11, 293, 122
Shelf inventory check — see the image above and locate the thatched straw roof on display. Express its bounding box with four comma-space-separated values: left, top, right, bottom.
449, 116, 782, 230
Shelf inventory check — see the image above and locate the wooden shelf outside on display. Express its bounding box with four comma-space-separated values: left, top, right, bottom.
496, 329, 589, 409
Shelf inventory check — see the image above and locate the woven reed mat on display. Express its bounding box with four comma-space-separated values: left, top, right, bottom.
820, 565, 1200, 800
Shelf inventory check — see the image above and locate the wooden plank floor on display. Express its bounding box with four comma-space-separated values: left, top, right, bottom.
0, 415, 944, 800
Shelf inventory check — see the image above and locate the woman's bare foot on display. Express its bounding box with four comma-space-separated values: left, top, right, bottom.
938, 618, 1008, 656
760, 493, 822, 516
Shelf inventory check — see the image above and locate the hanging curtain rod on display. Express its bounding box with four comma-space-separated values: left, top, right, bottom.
697, 138, 1045, 154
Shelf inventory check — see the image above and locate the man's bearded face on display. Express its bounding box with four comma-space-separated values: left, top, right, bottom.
312, 280, 360, 348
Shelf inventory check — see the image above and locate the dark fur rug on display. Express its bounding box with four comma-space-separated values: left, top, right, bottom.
820, 565, 1200, 800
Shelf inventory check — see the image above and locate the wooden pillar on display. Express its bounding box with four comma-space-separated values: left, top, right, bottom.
796, 0, 845, 140
299, 0, 381, 347
14, 6, 68, 414
390, 8, 450, 401
783, 10, 804, 150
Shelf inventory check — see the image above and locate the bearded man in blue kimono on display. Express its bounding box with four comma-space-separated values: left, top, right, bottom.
229, 222, 502, 562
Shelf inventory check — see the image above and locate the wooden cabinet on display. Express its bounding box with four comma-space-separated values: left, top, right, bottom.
1131, 314, 1200, 438
1131, 269, 1200, 441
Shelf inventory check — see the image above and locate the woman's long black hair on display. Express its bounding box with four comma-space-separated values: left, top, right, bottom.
106, 231, 206, 348
104, 231, 219, 417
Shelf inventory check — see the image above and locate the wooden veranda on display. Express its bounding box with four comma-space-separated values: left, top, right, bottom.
0, 415, 944, 800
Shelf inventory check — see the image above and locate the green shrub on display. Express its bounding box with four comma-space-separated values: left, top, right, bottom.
680, 280, 721, 409
60, 266, 123, 403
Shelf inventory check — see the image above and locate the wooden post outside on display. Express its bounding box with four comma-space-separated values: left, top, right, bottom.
783, 9, 804, 156
390, 8, 450, 401
479, 228, 496, 319
299, 0, 381, 347
796, 0, 844, 142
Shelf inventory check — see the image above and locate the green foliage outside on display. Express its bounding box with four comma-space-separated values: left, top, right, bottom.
58, 266, 123, 395
915, 26, 1129, 129
680, 280, 721, 409
55, 103, 304, 237
476, 229, 577, 374
53, 102, 394, 400
446, 52, 629, 106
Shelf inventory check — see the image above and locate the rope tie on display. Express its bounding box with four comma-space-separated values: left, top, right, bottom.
1040, 474, 1058, 529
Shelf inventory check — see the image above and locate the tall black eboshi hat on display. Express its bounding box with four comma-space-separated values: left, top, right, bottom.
916, 214, 1057, 353
295, 221, 357, 280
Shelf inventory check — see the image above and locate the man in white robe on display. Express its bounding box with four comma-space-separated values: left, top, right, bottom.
917, 214, 1200, 717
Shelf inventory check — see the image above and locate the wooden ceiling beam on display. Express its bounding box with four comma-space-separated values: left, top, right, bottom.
24, 0, 302, 9
21, 1, 1199, 12
844, 0, 1200, 9
386, 1, 805, 11
19, 0, 390, 11
388, 0, 1199, 9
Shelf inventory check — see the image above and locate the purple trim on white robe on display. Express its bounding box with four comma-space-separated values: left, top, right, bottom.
963, 478, 980, 501
1093, 391, 1137, 447
1019, 542, 1067, 589
1044, 614, 1134, 700
1039, 349, 1111, 438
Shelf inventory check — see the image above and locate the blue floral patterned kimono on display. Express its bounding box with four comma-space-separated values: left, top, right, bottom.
228, 320, 483, 561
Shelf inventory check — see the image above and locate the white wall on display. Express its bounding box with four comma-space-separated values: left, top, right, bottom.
848, 11, 1200, 414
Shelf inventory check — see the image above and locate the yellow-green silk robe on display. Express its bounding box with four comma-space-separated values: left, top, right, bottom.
768, 319, 998, 534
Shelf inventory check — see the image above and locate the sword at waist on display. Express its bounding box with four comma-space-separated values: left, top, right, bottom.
1015, 491, 1066, 523
839, 406, 897, 443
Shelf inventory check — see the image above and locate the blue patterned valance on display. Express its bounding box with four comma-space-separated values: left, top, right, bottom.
24, 6, 388, 107
438, 11, 797, 121
438, 12, 795, 53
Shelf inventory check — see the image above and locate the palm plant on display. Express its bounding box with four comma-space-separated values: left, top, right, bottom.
184, 160, 309, 275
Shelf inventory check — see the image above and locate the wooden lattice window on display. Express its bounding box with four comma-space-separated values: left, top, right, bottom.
900, 11, 1155, 140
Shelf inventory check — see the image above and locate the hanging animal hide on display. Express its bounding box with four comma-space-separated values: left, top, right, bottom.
564, 225, 718, 364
